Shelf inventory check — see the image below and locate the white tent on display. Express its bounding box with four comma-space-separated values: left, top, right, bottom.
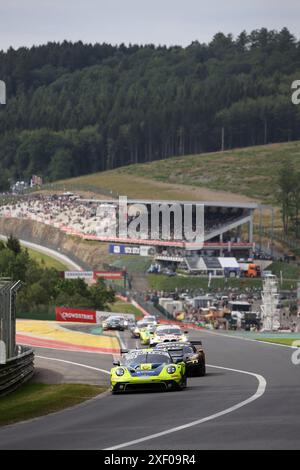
218, 257, 240, 269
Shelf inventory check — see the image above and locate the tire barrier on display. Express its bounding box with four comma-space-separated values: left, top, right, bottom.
0, 346, 34, 397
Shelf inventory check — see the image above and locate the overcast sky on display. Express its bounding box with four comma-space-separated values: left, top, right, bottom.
0, 0, 299, 51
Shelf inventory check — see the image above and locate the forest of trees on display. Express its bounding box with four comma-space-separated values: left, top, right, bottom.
0, 236, 115, 313
278, 165, 300, 239
0, 28, 300, 189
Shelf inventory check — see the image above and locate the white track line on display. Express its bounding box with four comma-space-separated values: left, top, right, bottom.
104, 364, 267, 450
36, 355, 110, 375
116, 331, 127, 351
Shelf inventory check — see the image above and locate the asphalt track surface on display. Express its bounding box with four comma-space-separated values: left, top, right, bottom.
0, 329, 299, 450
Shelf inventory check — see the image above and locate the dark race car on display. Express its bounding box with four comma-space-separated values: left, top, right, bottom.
102, 316, 125, 331
154, 341, 206, 377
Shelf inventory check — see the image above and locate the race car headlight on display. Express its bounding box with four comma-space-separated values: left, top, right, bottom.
116, 368, 125, 376
167, 366, 176, 374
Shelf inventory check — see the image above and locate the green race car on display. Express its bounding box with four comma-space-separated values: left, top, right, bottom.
110, 349, 187, 393
139, 324, 156, 345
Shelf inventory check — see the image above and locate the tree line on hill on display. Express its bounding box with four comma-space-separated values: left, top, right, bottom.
0, 236, 115, 313
0, 28, 300, 189
278, 165, 300, 239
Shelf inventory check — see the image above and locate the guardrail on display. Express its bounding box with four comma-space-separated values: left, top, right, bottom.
0, 346, 34, 397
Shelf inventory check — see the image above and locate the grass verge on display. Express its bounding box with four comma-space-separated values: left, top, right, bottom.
268, 262, 300, 279
148, 274, 263, 291
0, 383, 106, 426
109, 301, 141, 318
147, 274, 297, 291
59, 140, 300, 204
26, 247, 68, 271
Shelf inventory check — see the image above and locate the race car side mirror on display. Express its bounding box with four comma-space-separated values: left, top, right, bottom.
184, 331, 188, 334
113, 361, 120, 366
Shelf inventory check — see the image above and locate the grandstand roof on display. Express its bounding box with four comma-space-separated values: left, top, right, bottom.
82, 198, 258, 210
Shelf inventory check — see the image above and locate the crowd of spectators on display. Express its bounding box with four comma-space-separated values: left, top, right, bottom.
0, 195, 247, 242
0, 194, 112, 237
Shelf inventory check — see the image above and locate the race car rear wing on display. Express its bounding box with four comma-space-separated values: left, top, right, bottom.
165, 347, 185, 353
154, 344, 184, 351
190, 340, 202, 346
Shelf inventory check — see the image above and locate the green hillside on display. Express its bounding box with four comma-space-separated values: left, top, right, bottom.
59, 140, 300, 204
1, 29, 300, 189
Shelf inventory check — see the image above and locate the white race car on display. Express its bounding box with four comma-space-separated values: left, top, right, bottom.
150, 325, 188, 347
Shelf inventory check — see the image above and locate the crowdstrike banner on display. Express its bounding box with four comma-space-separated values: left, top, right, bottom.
55, 307, 97, 323
55, 307, 135, 323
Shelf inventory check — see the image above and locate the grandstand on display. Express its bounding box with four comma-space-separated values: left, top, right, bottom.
0, 195, 258, 260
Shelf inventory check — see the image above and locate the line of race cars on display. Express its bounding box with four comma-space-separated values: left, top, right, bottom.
108, 315, 206, 394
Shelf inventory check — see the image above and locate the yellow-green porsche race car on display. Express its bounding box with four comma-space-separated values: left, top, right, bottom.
139, 324, 156, 345
110, 349, 187, 393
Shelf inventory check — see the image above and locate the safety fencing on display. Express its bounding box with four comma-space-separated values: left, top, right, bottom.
0, 279, 22, 360
0, 346, 34, 397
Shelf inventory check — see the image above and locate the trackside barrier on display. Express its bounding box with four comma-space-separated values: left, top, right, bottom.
55, 307, 136, 323
56, 307, 98, 323
116, 294, 129, 302
0, 346, 34, 396
131, 300, 149, 318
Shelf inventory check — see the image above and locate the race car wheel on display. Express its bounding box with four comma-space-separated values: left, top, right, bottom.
196, 363, 206, 377
179, 376, 187, 390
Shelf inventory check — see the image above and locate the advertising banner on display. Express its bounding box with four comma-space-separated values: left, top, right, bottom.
93, 271, 124, 280
139, 245, 155, 257
56, 307, 97, 323
56, 307, 135, 323
64, 271, 94, 280
109, 244, 140, 255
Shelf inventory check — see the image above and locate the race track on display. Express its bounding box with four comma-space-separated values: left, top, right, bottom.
0, 329, 299, 450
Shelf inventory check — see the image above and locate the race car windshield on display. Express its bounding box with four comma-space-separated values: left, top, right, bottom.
125, 353, 171, 366
157, 328, 181, 335
137, 321, 151, 327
